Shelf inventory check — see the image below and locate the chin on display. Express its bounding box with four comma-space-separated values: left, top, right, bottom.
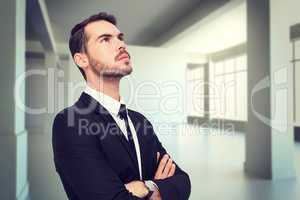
120, 66, 133, 76
100, 65, 132, 78
119, 63, 133, 74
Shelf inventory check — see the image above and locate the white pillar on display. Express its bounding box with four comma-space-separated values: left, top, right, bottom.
245, 0, 296, 179
0, 0, 29, 199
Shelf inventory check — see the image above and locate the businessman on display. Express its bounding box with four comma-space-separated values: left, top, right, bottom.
52, 12, 191, 200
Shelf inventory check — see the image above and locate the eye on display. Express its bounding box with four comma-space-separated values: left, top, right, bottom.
119, 36, 124, 41
101, 37, 110, 43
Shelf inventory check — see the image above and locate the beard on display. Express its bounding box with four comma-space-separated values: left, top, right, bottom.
89, 58, 132, 79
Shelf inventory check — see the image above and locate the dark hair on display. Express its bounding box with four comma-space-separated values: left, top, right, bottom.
69, 12, 117, 80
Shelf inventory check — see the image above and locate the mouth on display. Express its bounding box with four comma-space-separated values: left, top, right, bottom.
117, 53, 130, 61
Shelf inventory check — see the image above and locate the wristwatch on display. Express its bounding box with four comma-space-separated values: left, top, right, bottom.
144, 180, 156, 199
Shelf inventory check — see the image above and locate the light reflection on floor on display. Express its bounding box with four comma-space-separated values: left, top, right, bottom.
176, 125, 300, 200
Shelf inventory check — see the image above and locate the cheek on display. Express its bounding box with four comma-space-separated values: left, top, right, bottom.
89, 52, 113, 65
99, 49, 116, 63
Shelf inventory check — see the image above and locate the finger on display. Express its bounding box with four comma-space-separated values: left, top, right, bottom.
156, 152, 160, 164
124, 183, 132, 192
167, 164, 176, 177
162, 158, 173, 177
156, 154, 169, 176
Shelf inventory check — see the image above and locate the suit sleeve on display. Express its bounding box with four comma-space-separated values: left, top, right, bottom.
147, 121, 191, 200
52, 112, 146, 200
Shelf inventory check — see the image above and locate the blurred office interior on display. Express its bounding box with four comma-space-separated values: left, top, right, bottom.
1, 0, 300, 199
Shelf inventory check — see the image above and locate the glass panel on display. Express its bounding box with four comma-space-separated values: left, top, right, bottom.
192, 80, 205, 117
194, 67, 204, 80
236, 71, 247, 121
214, 76, 225, 119
215, 61, 224, 75
224, 74, 235, 120
186, 69, 192, 81
236, 55, 247, 71
186, 81, 194, 115
225, 58, 235, 73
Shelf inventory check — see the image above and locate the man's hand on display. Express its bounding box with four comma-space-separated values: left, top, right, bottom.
124, 181, 149, 198
149, 187, 162, 200
125, 153, 175, 198
154, 152, 176, 180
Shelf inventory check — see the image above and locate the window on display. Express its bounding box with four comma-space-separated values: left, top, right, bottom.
209, 54, 248, 121
186, 64, 207, 117
293, 39, 300, 125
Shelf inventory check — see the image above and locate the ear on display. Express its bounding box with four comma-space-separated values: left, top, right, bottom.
73, 53, 89, 70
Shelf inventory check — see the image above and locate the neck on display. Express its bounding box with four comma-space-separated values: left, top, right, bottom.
87, 77, 121, 101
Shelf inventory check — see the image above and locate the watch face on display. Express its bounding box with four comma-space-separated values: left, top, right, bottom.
145, 180, 156, 192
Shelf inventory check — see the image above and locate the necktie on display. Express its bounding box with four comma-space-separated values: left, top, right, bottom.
118, 104, 138, 161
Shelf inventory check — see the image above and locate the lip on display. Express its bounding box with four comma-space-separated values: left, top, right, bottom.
117, 54, 130, 61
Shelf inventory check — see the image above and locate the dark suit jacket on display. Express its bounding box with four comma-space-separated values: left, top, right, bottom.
52, 92, 191, 200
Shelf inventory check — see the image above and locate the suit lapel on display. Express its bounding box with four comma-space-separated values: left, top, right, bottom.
79, 93, 140, 177
96, 109, 140, 176
128, 111, 148, 180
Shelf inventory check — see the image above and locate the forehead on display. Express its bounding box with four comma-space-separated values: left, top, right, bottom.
84, 20, 121, 39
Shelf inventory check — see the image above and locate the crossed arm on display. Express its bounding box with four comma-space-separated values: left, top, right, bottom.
124, 120, 191, 200
125, 153, 176, 199
53, 114, 191, 200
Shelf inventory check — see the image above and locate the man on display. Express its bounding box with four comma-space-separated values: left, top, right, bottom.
52, 12, 191, 200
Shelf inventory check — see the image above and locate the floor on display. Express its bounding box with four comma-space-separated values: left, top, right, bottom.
175, 125, 300, 200
27, 124, 300, 200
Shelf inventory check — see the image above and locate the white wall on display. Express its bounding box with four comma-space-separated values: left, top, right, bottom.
162, 0, 246, 54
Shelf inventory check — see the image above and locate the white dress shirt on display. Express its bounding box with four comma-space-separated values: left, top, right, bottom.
84, 85, 143, 180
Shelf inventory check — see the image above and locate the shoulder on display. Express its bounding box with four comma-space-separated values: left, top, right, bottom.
53, 102, 78, 124
52, 96, 95, 129
128, 109, 150, 123
52, 95, 87, 130
52, 101, 98, 146
52, 105, 77, 134
127, 109, 156, 134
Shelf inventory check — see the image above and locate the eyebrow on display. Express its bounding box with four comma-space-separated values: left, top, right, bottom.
96, 32, 124, 41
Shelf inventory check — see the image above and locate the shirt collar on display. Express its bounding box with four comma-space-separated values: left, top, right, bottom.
84, 85, 125, 115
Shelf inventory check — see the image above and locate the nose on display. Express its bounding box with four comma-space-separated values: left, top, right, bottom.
116, 38, 127, 51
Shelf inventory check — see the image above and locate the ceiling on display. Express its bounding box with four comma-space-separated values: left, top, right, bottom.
28, 0, 229, 46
